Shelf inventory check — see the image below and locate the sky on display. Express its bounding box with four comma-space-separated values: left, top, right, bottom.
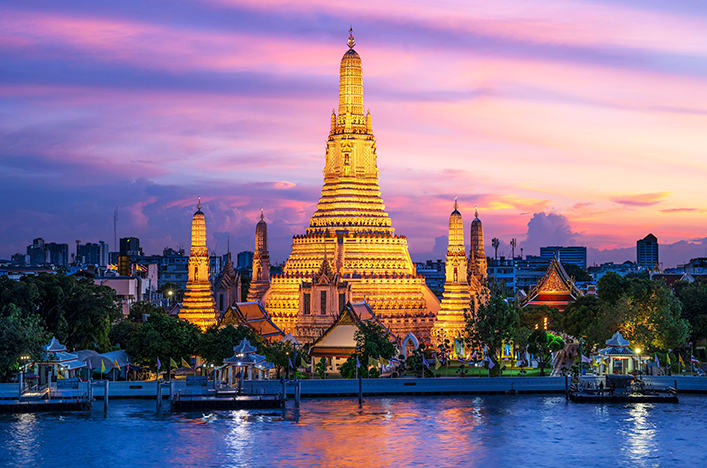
1, 0, 706, 268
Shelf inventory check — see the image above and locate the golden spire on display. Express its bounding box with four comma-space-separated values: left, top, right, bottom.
348, 27, 355, 49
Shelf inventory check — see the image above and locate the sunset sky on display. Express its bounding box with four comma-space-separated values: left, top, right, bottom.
1, 0, 706, 267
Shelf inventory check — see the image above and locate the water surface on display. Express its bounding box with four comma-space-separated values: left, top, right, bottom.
1, 395, 704, 467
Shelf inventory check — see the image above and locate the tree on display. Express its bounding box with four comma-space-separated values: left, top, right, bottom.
262, 340, 298, 379
199, 324, 263, 366
127, 313, 201, 371
519, 305, 560, 332
559, 296, 604, 349
674, 280, 707, 344
597, 272, 630, 305
562, 263, 592, 282
527, 329, 565, 376
0, 304, 49, 382
340, 321, 396, 378
109, 319, 142, 350
128, 301, 166, 322
465, 289, 518, 376
606, 283, 689, 351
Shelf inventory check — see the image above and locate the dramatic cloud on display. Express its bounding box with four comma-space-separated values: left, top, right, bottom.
521, 212, 580, 255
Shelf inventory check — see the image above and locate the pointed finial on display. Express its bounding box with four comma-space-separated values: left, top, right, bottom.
475, 206, 478, 218
454, 197, 458, 212
348, 27, 355, 49
227, 235, 230, 255
197, 196, 201, 211
260, 208, 264, 221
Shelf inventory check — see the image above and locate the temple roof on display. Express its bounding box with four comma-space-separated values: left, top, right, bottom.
225, 302, 285, 342
605, 331, 629, 347
44, 337, 67, 353
521, 254, 581, 311
233, 338, 257, 355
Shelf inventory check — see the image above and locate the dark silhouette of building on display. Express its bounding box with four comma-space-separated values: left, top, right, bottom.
637, 234, 659, 270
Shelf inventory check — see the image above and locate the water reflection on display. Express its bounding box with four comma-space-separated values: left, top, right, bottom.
1, 396, 706, 467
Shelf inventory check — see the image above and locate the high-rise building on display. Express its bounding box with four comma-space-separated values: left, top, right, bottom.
237, 251, 254, 271
179, 199, 217, 329
119, 237, 142, 256
637, 234, 659, 270
27, 238, 46, 265
45, 243, 69, 267
260, 30, 440, 343
432, 200, 471, 344
77, 241, 109, 266
539, 246, 587, 270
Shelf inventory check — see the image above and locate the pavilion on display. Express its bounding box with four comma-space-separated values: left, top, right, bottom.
598, 332, 639, 374
217, 338, 272, 389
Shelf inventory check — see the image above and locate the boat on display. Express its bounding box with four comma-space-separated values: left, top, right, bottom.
569, 375, 678, 403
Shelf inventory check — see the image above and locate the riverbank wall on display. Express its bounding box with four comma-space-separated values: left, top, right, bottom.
1, 376, 705, 399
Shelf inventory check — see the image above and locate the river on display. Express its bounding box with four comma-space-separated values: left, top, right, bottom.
1, 395, 704, 467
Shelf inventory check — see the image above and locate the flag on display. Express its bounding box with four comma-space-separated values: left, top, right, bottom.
655, 354, 660, 367
581, 355, 591, 364
600, 356, 607, 366
391, 357, 400, 365
380, 357, 389, 367
680, 355, 686, 367
435, 356, 442, 370
692, 355, 700, 363
157, 357, 161, 373
667, 354, 672, 365
422, 356, 430, 368
470, 351, 477, 360
114, 358, 120, 370
356, 355, 361, 368
182, 358, 191, 368
101, 360, 106, 374
487, 355, 495, 370
288, 356, 293, 369
170, 357, 178, 369
87, 358, 93, 371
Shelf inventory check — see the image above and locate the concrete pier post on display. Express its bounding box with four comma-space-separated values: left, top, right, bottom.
104, 380, 109, 413
565, 375, 569, 401
18, 372, 23, 399
295, 379, 301, 408
358, 375, 363, 406
281, 378, 287, 401
156, 379, 162, 410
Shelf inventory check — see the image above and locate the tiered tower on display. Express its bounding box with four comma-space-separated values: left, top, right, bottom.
247, 210, 271, 302
468, 207, 487, 283
262, 30, 440, 343
432, 200, 472, 343
180, 198, 217, 330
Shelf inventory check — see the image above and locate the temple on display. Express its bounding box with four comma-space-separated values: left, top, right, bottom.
432, 200, 472, 343
260, 30, 440, 343
179, 198, 218, 329
520, 253, 581, 312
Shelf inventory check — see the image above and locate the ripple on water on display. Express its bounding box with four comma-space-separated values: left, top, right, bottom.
1, 395, 706, 467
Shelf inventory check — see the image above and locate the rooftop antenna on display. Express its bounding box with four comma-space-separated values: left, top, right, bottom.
510, 238, 517, 259
492, 238, 500, 261
113, 207, 118, 251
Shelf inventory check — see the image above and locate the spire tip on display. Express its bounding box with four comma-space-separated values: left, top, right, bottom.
348, 27, 355, 49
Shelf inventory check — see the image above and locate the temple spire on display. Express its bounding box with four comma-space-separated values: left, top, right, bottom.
475, 206, 478, 218
454, 197, 458, 212
260, 208, 264, 221
197, 196, 202, 211
348, 27, 355, 49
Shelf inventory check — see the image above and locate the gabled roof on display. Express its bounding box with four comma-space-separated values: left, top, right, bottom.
605, 332, 629, 347
233, 338, 257, 355
521, 255, 581, 311
309, 301, 396, 357
222, 301, 285, 342
44, 337, 67, 353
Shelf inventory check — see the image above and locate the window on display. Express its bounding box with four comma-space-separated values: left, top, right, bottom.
303, 293, 311, 315
320, 291, 327, 315
219, 294, 224, 312
339, 293, 346, 312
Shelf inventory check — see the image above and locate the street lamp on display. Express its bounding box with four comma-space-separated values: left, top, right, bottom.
635, 348, 641, 374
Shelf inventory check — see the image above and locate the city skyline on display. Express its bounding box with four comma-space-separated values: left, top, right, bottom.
2, 1, 706, 267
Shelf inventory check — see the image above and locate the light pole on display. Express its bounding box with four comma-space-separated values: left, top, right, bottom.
635, 348, 641, 375
579, 337, 586, 377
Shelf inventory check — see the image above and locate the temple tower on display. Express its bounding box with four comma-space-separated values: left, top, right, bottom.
262, 30, 440, 343
247, 210, 271, 302
180, 198, 217, 330
468, 207, 487, 283
432, 200, 472, 344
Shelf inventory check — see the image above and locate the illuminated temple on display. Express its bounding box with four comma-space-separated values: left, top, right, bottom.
180, 199, 218, 329
261, 30, 441, 344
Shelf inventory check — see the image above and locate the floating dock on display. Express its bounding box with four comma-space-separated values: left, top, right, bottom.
0, 398, 92, 413
569, 392, 678, 403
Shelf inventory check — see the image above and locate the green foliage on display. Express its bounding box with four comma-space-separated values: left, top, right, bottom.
314, 357, 327, 379
126, 313, 201, 370
199, 324, 263, 365
519, 305, 560, 331
262, 340, 298, 379
562, 263, 592, 282
354, 322, 396, 362
674, 279, 707, 343
0, 304, 49, 382
559, 296, 604, 349
527, 329, 565, 376
128, 301, 166, 322
465, 288, 519, 373
109, 319, 141, 350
